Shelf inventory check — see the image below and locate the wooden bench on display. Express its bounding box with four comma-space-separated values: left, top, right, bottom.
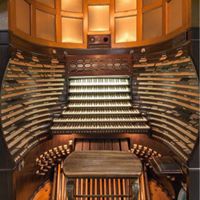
63, 151, 142, 200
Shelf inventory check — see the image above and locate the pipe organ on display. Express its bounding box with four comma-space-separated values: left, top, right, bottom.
0, 36, 199, 200
51, 76, 150, 134
0, 0, 199, 199
1, 52, 199, 164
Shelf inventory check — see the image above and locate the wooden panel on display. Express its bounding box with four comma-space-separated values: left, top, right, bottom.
88, 5, 110, 32
75, 140, 83, 151
120, 139, 129, 151
61, 17, 83, 43
32, 181, 52, 200
149, 180, 172, 200
112, 140, 120, 150
167, 0, 183, 33
36, 0, 55, 8
82, 139, 90, 150
66, 54, 132, 76
115, 16, 137, 43
104, 139, 113, 150
115, 0, 137, 12
143, 6, 162, 39
90, 141, 100, 150
15, 0, 30, 34
143, 0, 158, 7
61, 0, 83, 12
36, 9, 55, 41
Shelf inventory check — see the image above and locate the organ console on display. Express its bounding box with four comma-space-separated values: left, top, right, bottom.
0, 50, 198, 200
0, 51, 198, 167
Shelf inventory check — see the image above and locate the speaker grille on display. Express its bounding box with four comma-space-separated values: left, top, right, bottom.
87, 35, 111, 48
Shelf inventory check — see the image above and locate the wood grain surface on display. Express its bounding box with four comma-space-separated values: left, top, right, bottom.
63, 150, 142, 178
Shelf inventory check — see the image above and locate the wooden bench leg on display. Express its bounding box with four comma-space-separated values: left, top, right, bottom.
67, 178, 74, 200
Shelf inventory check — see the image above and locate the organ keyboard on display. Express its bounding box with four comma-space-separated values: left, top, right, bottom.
51, 76, 150, 134
68, 102, 132, 108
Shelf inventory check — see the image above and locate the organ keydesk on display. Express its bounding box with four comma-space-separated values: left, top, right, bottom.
0, 33, 199, 200
51, 76, 150, 134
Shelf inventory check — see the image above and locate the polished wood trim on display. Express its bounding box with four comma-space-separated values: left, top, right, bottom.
187, 0, 192, 27
11, 24, 188, 49
162, 0, 167, 36
88, 31, 111, 35
8, 0, 15, 31
12, 29, 85, 49
110, 0, 115, 44
83, 0, 88, 48
61, 11, 84, 18
55, 0, 62, 42
34, 1, 56, 14
114, 10, 137, 17
112, 26, 189, 48
142, 0, 162, 12
87, 0, 111, 5
183, 0, 189, 27
137, 0, 142, 41
31, 0, 36, 37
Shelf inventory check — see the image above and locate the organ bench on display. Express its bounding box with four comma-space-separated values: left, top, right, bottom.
63, 151, 142, 200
